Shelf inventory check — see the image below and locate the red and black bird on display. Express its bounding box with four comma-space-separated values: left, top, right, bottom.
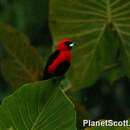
43, 38, 75, 80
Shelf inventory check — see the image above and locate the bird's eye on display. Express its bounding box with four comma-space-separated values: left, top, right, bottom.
64, 41, 75, 47
69, 42, 75, 47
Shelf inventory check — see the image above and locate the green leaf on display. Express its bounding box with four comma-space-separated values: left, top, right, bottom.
0, 80, 76, 130
0, 23, 43, 88
103, 65, 125, 84
50, 0, 130, 89
113, 18, 130, 79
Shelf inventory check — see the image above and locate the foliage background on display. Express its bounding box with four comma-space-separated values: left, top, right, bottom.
0, 0, 130, 130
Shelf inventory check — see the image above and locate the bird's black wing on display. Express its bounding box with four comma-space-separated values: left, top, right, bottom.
45, 50, 60, 67
43, 50, 60, 79
54, 61, 70, 76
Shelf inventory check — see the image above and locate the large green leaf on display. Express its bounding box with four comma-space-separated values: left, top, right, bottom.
50, 0, 130, 89
0, 80, 76, 130
0, 23, 43, 88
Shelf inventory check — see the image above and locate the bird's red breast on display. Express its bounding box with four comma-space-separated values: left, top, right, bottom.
48, 50, 72, 74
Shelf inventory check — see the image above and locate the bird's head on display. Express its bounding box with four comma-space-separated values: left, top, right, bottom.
57, 38, 75, 51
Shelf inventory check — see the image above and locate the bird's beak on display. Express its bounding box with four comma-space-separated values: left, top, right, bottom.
69, 42, 75, 47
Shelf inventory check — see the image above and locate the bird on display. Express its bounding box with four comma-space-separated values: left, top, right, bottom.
43, 38, 75, 80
